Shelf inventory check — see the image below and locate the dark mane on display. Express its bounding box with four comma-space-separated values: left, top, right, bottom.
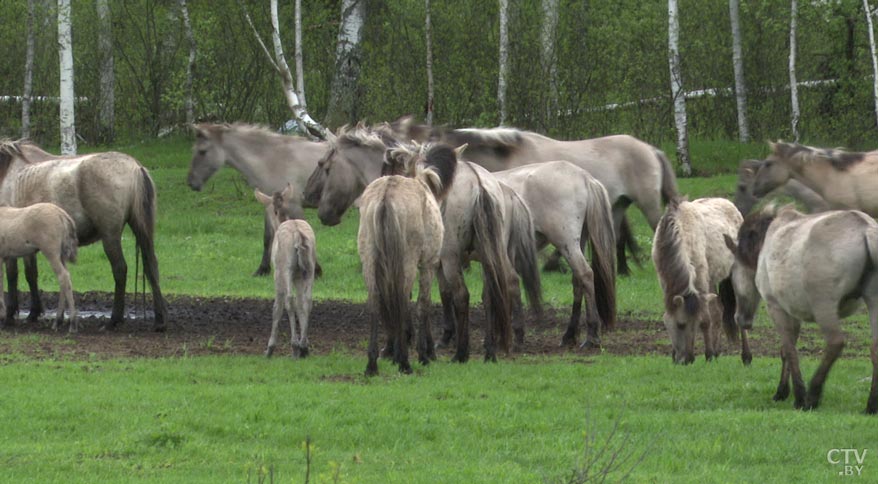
422, 143, 457, 200
0, 139, 26, 181
653, 198, 699, 315
773, 141, 865, 171
444, 128, 525, 160
735, 205, 779, 269
336, 123, 399, 152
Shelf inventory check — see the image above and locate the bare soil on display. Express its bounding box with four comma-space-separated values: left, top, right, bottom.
0, 291, 860, 361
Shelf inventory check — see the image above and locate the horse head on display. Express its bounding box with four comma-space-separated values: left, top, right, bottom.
188, 124, 227, 191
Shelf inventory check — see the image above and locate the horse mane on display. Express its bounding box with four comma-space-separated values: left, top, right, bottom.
197, 122, 311, 142
451, 127, 525, 150
653, 197, 699, 315
335, 123, 399, 152
383, 142, 457, 199
772, 141, 865, 171
735, 203, 782, 269
0, 139, 28, 180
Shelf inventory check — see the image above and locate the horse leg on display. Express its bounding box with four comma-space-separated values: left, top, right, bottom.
445, 263, 471, 363
865, 292, 878, 414
0, 258, 6, 327
23, 254, 42, 322
562, 244, 602, 349
4, 259, 18, 324
265, 294, 283, 358
254, 216, 273, 277
45, 254, 75, 333
132, 228, 167, 332
482, 285, 497, 363
101, 237, 128, 330
507, 271, 525, 349
365, 296, 380, 377
773, 345, 791, 401
740, 327, 753, 366
804, 310, 846, 410
768, 305, 806, 408
293, 279, 313, 359
416, 265, 436, 365
612, 206, 630, 276
436, 266, 457, 348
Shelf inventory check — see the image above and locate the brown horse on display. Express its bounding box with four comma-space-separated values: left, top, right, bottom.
652, 197, 749, 365
392, 120, 678, 275
255, 185, 317, 359
188, 123, 327, 275
358, 144, 455, 376
0, 203, 78, 332
0, 140, 167, 331
726, 205, 878, 413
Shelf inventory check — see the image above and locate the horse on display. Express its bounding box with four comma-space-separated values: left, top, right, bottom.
392, 120, 678, 275
255, 184, 317, 358
0, 203, 78, 332
493, 161, 616, 348
734, 158, 829, 215
725, 205, 878, 413
187, 123, 327, 276
357, 143, 455, 376
751, 141, 878, 216
0, 140, 167, 331
652, 197, 749, 365
385, 142, 542, 362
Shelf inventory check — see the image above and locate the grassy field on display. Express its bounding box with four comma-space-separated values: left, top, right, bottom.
3, 137, 877, 483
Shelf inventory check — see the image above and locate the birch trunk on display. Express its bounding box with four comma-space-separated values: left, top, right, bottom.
498, 0, 509, 125
295, 0, 306, 109
325, 0, 366, 128
729, 0, 749, 143
96, 0, 114, 142
541, 0, 559, 124
789, 0, 800, 142
21, 0, 35, 139
668, 0, 690, 175
425, 0, 435, 125
58, 0, 76, 155
179, 0, 196, 126
864, 0, 878, 129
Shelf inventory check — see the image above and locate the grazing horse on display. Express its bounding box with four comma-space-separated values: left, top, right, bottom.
392, 120, 678, 275
725, 206, 878, 413
652, 197, 749, 365
0, 203, 78, 332
493, 161, 616, 348
187, 123, 327, 275
255, 185, 317, 358
358, 144, 455, 376
752, 142, 878, 216
734, 158, 829, 215
0, 140, 167, 331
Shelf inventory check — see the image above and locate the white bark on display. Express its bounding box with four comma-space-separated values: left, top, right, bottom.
326, 0, 366, 127
295, 0, 306, 109
179, 0, 196, 126
425, 0, 434, 125
498, 0, 509, 125
541, 0, 559, 122
668, 0, 690, 175
789, 0, 800, 142
96, 0, 114, 142
58, 0, 76, 155
729, 0, 749, 143
864, 0, 878, 130
22, 0, 35, 139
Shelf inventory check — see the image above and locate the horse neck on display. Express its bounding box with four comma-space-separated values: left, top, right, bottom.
222, 131, 293, 189
340, 145, 386, 187
0, 156, 32, 206
20, 144, 59, 162
788, 158, 836, 199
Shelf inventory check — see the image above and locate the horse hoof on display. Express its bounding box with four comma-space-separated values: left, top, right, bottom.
398, 363, 413, 374
579, 340, 601, 350
451, 353, 469, 364
153, 325, 167, 333
252, 267, 271, 277
742, 353, 753, 366
265, 347, 274, 358
560, 335, 577, 348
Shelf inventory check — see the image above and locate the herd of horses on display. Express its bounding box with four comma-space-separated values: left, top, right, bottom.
0, 118, 876, 414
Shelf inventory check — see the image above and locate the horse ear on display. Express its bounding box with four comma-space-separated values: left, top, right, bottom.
672, 295, 684, 309
281, 182, 295, 201
254, 189, 272, 206
723, 234, 737, 254
193, 124, 208, 139
454, 143, 468, 159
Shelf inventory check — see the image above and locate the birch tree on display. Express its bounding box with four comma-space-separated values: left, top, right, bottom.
179, 0, 196, 126
425, 0, 435, 125
541, 0, 559, 124
668, 0, 690, 175
21, 0, 36, 139
96, 0, 114, 142
729, 0, 749, 143
239, 0, 331, 140
294, 0, 306, 109
864, 0, 878, 129
325, 0, 366, 128
498, 0, 510, 125
58, 0, 76, 155
789, 0, 800, 142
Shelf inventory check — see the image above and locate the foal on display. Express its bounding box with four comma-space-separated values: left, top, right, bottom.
0, 203, 78, 332
255, 185, 317, 358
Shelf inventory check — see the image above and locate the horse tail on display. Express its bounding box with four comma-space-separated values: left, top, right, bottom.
295, 226, 316, 282
583, 178, 617, 330
59, 209, 78, 265
130, 166, 167, 322
618, 214, 641, 267
864, 225, 878, 273
655, 148, 679, 204
372, 199, 409, 360
472, 179, 513, 353
504, 187, 542, 313
718, 277, 738, 342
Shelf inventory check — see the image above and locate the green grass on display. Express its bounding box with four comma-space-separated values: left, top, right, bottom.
6, 137, 878, 482
0, 354, 875, 483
